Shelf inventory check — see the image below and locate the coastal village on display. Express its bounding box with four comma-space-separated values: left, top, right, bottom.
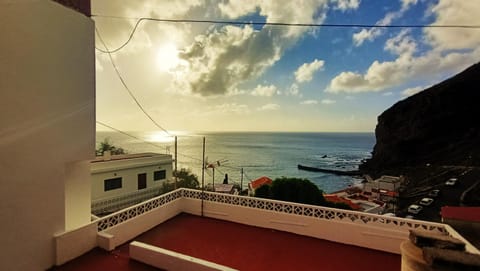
90, 149, 480, 230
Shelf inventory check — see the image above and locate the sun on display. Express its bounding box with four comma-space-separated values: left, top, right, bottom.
156, 43, 180, 72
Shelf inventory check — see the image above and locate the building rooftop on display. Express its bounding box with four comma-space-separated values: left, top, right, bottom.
53, 213, 400, 271
249, 176, 273, 190
91, 152, 170, 163
442, 206, 480, 222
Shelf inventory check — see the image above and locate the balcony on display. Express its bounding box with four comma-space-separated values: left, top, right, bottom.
53, 189, 479, 270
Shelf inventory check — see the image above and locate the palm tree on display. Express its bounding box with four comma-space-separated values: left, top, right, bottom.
96, 138, 127, 156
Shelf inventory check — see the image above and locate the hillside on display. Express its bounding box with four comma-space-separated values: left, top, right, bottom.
361, 62, 480, 172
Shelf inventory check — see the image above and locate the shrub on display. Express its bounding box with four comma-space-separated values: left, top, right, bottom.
255, 177, 326, 206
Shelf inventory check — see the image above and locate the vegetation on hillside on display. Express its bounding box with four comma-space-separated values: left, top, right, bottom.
254, 177, 352, 210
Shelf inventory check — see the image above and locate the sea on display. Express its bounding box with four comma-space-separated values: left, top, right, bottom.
96, 131, 375, 193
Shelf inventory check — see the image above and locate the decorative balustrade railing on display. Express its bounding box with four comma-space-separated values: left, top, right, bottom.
92, 187, 163, 215
97, 189, 182, 231
97, 188, 447, 234
181, 188, 448, 234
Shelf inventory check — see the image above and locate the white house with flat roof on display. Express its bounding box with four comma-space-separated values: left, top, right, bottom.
91, 152, 173, 215
364, 175, 404, 200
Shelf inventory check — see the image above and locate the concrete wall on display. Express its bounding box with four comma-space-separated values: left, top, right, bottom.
130, 241, 238, 271
55, 222, 98, 266
0, 1, 95, 270
65, 161, 92, 230
101, 199, 182, 249
182, 198, 409, 254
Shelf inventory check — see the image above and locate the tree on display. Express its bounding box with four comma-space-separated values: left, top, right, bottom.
174, 168, 200, 189
96, 138, 127, 156
160, 168, 200, 194
254, 184, 273, 199
255, 177, 327, 206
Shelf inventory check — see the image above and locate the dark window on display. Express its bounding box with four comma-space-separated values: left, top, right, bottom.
104, 177, 122, 191
138, 173, 147, 190
154, 170, 166, 181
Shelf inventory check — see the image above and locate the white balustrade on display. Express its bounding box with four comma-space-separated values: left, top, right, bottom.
57, 188, 478, 266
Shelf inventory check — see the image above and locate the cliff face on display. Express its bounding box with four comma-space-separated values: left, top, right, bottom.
362, 63, 480, 171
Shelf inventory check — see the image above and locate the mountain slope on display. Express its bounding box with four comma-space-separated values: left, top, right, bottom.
362, 62, 480, 171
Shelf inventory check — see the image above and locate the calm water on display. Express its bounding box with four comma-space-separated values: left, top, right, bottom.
96, 131, 375, 193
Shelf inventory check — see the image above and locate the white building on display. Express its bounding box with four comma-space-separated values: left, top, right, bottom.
364, 175, 404, 200
0, 1, 95, 269
91, 153, 173, 215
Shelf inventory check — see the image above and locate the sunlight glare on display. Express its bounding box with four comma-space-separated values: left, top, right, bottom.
156, 43, 180, 72
146, 131, 189, 143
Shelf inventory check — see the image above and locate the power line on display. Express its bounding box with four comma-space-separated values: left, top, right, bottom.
92, 15, 480, 54
96, 120, 203, 162
95, 26, 172, 135
96, 120, 167, 150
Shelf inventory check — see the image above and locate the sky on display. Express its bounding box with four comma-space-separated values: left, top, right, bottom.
92, 0, 480, 133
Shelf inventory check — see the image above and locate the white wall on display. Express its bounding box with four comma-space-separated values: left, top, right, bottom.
91, 158, 172, 201
65, 161, 92, 230
0, 1, 95, 270
102, 199, 182, 249
182, 197, 409, 254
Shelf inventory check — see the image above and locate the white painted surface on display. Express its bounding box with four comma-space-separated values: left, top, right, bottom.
0, 1, 94, 269
182, 197, 409, 254
90, 153, 172, 201
54, 188, 478, 266
102, 199, 182, 249
130, 241, 238, 271
65, 161, 92, 230
55, 223, 98, 266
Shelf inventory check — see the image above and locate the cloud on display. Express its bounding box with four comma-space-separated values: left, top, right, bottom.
352, 1, 418, 46
218, 0, 260, 18
353, 29, 380, 47
250, 84, 279, 96
93, 0, 201, 54
321, 99, 336, 104
332, 0, 361, 11
384, 29, 416, 55
209, 103, 250, 115
328, 28, 480, 94
329, 1, 480, 95
424, 1, 480, 51
258, 103, 280, 111
401, 0, 418, 11
287, 83, 301, 96
401, 86, 425, 97
294, 59, 325, 83
300, 100, 318, 105
178, 0, 329, 96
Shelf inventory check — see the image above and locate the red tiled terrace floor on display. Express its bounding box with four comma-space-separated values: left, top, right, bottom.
53, 213, 401, 271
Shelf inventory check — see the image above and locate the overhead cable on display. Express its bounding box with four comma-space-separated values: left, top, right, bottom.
92, 15, 480, 54
96, 121, 203, 162
96, 120, 167, 150
95, 26, 172, 136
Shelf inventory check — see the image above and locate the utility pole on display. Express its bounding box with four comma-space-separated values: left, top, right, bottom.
174, 136, 177, 189
201, 137, 205, 217
212, 167, 215, 190
240, 167, 244, 193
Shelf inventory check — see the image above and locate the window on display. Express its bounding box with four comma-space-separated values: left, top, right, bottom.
104, 177, 122, 191
154, 170, 166, 181
138, 173, 147, 190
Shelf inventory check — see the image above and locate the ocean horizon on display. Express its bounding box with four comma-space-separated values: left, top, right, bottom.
96, 131, 375, 193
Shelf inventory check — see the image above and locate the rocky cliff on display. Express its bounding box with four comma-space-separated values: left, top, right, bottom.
361, 63, 480, 171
